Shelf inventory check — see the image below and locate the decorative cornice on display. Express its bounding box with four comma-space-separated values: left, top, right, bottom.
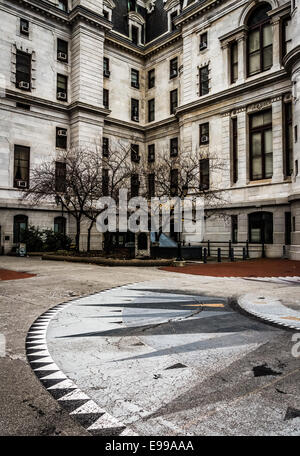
174, 0, 223, 27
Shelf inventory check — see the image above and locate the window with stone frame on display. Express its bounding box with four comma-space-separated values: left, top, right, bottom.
58, 0, 68, 12
170, 89, 178, 114
103, 57, 110, 77
199, 65, 209, 96
131, 144, 140, 163
230, 41, 238, 83
103, 88, 109, 109
56, 127, 67, 149
55, 161, 66, 193
199, 32, 208, 51
148, 98, 155, 122
232, 117, 238, 183
16, 50, 31, 90
57, 74, 68, 101
170, 57, 178, 79
199, 122, 209, 145
199, 158, 209, 190
131, 98, 139, 122
170, 137, 178, 157
57, 39, 68, 62
247, 4, 272, 77
102, 137, 109, 157
148, 69, 155, 89
148, 144, 155, 163
284, 101, 293, 177
249, 109, 273, 180
131, 68, 139, 88
14, 145, 30, 188
20, 18, 29, 36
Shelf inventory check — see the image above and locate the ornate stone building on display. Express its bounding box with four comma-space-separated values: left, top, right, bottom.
0, 0, 299, 258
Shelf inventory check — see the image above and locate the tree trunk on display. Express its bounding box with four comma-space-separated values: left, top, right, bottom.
87, 220, 94, 253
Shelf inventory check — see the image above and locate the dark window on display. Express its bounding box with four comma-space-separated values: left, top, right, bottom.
232, 117, 238, 183
170, 169, 178, 196
103, 89, 109, 109
148, 173, 155, 197
131, 174, 140, 197
282, 17, 292, 59
200, 122, 209, 145
102, 169, 109, 196
103, 57, 110, 77
58, 0, 68, 12
16, 51, 31, 90
56, 127, 67, 149
148, 144, 155, 163
170, 137, 178, 157
132, 25, 139, 45
148, 69, 155, 89
285, 212, 291, 245
128, 0, 136, 12
231, 215, 238, 243
103, 9, 109, 20
200, 158, 209, 190
247, 4, 272, 76
170, 89, 178, 114
248, 211, 273, 244
170, 11, 178, 31
13, 215, 28, 243
170, 57, 178, 79
249, 109, 272, 180
14, 145, 29, 188
295, 125, 298, 143
148, 99, 155, 122
199, 32, 208, 51
199, 66, 209, 96
54, 216, 66, 234
131, 98, 139, 122
57, 74, 68, 101
20, 18, 29, 36
230, 41, 238, 83
131, 144, 140, 163
55, 161, 66, 193
131, 69, 139, 88
57, 39, 68, 62
284, 101, 293, 177
102, 137, 109, 157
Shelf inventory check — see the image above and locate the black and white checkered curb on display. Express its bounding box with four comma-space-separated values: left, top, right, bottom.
26, 286, 139, 436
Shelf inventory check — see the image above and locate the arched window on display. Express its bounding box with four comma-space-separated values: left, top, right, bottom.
247, 3, 273, 76
54, 216, 66, 235
13, 214, 28, 243
248, 211, 273, 243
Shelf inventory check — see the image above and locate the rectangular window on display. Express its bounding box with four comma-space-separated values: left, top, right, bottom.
199, 32, 208, 51
55, 161, 66, 193
199, 122, 209, 145
231, 215, 238, 243
103, 57, 110, 77
248, 23, 273, 76
56, 127, 67, 149
16, 51, 31, 90
102, 169, 109, 196
250, 109, 273, 180
102, 137, 109, 157
131, 174, 140, 197
148, 173, 155, 198
170, 89, 178, 114
284, 101, 293, 177
199, 66, 209, 96
170, 169, 178, 196
14, 145, 30, 188
170, 137, 178, 157
148, 144, 155, 163
103, 89, 109, 109
131, 144, 140, 163
57, 39, 68, 62
148, 69, 155, 89
131, 69, 139, 88
58, 0, 68, 12
232, 117, 238, 183
170, 11, 177, 31
230, 41, 238, 83
132, 25, 138, 45
170, 57, 178, 79
200, 158, 209, 190
20, 18, 29, 36
131, 98, 139, 122
148, 98, 155, 122
57, 74, 68, 101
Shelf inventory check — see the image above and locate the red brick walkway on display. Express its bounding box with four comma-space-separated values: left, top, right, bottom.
0, 269, 36, 281
161, 259, 300, 277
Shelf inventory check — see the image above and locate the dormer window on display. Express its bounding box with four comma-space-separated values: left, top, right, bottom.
164, 0, 181, 32
58, 0, 68, 12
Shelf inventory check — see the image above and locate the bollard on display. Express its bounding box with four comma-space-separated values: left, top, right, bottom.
203, 247, 207, 263
207, 240, 210, 257
228, 240, 232, 258
230, 247, 234, 261
246, 240, 249, 258
217, 248, 221, 263
262, 242, 265, 258
283, 245, 286, 258
243, 247, 246, 260
199, 246, 203, 260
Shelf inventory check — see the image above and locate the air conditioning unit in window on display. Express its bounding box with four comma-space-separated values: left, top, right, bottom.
57, 91, 67, 100
171, 148, 178, 156
171, 69, 178, 77
132, 116, 139, 122
199, 42, 207, 51
103, 69, 110, 77
58, 129, 67, 137
201, 135, 209, 144
58, 52, 67, 61
19, 81, 30, 90
16, 180, 27, 188
21, 25, 29, 34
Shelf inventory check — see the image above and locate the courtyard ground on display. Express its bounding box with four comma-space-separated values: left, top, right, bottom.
0, 256, 300, 435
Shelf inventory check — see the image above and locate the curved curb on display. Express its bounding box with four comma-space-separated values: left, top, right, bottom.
26, 286, 139, 436
237, 293, 300, 332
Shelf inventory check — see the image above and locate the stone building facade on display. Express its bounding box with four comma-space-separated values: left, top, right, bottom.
0, 0, 300, 258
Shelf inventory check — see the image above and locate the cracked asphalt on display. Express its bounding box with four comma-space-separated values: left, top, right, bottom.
1, 256, 300, 436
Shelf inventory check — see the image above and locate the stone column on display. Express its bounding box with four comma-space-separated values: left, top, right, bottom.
237, 36, 246, 83
271, 96, 284, 183
236, 108, 247, 186
271, 17, 281, 72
